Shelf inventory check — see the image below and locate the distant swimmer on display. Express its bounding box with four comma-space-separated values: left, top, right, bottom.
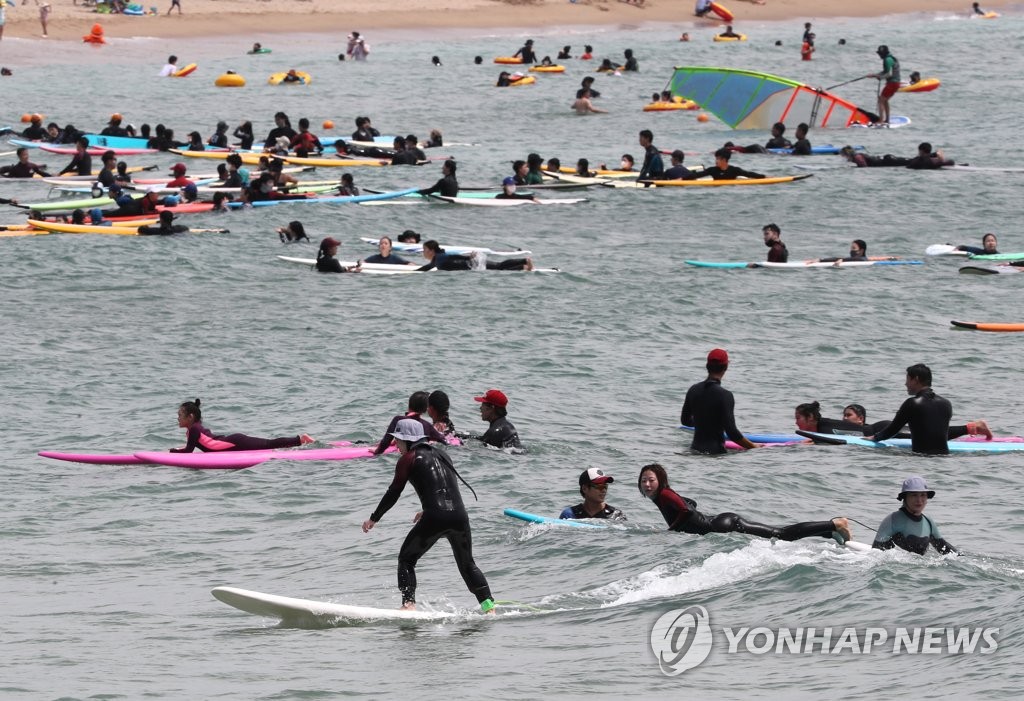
372, 391, 450, 455
761, 223, 788, 262
249, 42, 263, 53
718, 25, 741, 39
277, 220, 309, 243
971, 2, 987, 15
417, 159, 459, 197
868, 45, 901, 125
557, 45, 572, 59
699, 148, 765, 180
281, 69, 305, 84
432, 55, 442, 66
513, 38, 537, 64
580, 44, 594, 60
364, 235, 415, 265
361, 418, 496, 614
496, 177, 538, 201
170, 398, 313, 453
662, 150, 698, 180
474, 389, 523, 450
576, 76, 601, 99
0, 147, 51, 178
336, 172, 359, 196
679, 32, 690, 42
596, 58, 619, 74
346, 31, 369, 61
622, 48, 639, 72
639, 463, 853, 542
803, 22, 812, 42
560, 468, 626, 521
680, 348, 757, 454
873, 475, 958, 555
765, 121, 791, 149
790, 122, 811, 155
138, 210, 189, 236
314, 237, 361, 274
159, 55, 178, 77
866, 364, 952, 455
637, 129, 664, 181
572, 89, 606, 114
956, 233, 999, 255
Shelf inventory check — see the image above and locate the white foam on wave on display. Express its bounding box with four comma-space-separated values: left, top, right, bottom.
591, 540, 867, 608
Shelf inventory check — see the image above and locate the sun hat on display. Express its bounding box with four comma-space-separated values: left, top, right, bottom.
898, 475, 935, 501
390, 418, 426, 442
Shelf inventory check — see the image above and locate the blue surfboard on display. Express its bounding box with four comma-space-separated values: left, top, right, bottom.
503, 508, 609, 529
797, 430, 1024, 453
679, 425, 800, 444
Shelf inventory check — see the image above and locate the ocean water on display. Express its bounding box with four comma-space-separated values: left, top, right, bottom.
2, 11, 1023, 700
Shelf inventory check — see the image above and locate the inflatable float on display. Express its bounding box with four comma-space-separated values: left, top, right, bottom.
710, 2, 733, 21
215, 72, 246, 87
898, 77, 940, 93
248, 48, 272, 54
173, 63, 197, 77
644, 99, 699, 111
498, 75, 535, 87
529, 65, 565, 73
494, 57, 524, 64
714, 33, 747, 42
268, 71, 311, 85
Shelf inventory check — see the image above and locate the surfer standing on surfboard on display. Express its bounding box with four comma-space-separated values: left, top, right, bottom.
362, 418, 496, 614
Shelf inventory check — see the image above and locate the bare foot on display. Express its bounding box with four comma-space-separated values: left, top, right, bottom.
300, 434, 315, 444
525, 258, 534, 271
400, 602, 416, 611
832, 517, 853, 543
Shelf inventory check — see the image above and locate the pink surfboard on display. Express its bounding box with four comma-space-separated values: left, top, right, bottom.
39, 441, 353, 466
133, 444, 395, 469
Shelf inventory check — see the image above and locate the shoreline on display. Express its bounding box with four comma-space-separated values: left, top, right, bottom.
0, 0, 1017, 43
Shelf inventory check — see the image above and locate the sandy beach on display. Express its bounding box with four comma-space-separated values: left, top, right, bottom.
0, 0, 1017, 42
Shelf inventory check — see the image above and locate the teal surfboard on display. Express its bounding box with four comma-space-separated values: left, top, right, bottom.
503, 508, 609, 529
797, 430, 1024, 453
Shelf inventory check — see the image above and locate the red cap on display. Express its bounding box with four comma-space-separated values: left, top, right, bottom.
171, 163, 187, 174
707, 348, 729, 364
474, 389, 508, 408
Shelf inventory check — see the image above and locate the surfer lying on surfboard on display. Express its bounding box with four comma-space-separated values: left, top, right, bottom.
794, 400, 992, 443
171, 398, 314, 452
639, 463, 854, 542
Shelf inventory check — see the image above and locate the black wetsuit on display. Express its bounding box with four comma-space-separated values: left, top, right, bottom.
170, 422, 301, 452
418, 174, 459, 197
263, 126, 297, 150
765, 136, 792, 150
680, 378, 746, 455
791, 138, 812, 156
373, 414, 449, 455
767, 241, 789, 263
60, 152, 92, 176
701, 165, 765, 180
850, 154, 910, 168
137, 223, 188, 236
871, 388, 952, 454
513, 45, 537, 64
364, 253, 410, 265
652, 486, 839, 540
390, 150, 417, 166
663, 165, 698, 180
233, 128, 255, 150
1, 161, 49, 178
480, 416, 521, 449
315, 255, 353, 273
352, 127, 381, 142
638, 144, 665, 181
560, 503, 625, 520
906, 154, 954, 169
369, 441, 492, 606
22, 124, 47, 140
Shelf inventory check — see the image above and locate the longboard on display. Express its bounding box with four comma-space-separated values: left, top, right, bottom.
641, 175, 813, 187
39, 441, 353, 466
359, 237, 530, 257
950, 320, 1024, 332
684, 259, 920, 269
796, 430, 1024, 453
212, 586, 455, 625
134, 444, 395, 469
503, 508, 610, 529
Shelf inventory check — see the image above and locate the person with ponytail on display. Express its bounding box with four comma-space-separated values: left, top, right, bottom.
638, 463, 853, 543
315, 237, 361, 273
171, 398, 314, 452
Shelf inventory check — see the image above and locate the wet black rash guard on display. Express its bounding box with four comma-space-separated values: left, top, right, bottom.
870, 388, 952, 454
681, 379, 747, 454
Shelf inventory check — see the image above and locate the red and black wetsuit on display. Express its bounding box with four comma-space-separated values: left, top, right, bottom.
680, 379, 747, 455
766, 241, 788, 262
652, 486, 838, 541
369, 441, 492, 606
870, 388, 952, 454
170, 422, 302, 452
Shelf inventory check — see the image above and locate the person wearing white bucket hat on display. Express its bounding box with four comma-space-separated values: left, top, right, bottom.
362, 418, 496, 614
872, 475, 958, 555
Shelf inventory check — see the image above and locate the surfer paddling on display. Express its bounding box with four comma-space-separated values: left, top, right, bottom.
639, 463, 853, 542
170, 398, 314, 452
362, 418, 497, 614
680, 348, 757, 454
956, 233, 999, 255
873, 476, 958, 555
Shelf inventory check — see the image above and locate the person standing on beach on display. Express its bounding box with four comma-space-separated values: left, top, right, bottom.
39, 2, 50, 38
0, 0, 9, 42
868, 45, 900, 125
167, 0, 181, 15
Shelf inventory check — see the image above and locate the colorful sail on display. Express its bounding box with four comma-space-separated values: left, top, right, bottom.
667, 66, 876, 130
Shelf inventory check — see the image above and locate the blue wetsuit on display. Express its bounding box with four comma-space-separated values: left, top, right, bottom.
873, 507, 958, 555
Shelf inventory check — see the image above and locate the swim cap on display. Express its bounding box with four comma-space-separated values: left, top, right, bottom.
707, 348, 729, 364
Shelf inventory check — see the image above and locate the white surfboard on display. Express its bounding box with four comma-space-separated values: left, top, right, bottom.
436, 196, 587, 206
277, 256, 423, 274
212, 586, 455, 625
925, 244, 969, 257
359, 237, 531, 257
844, 540, 872, 553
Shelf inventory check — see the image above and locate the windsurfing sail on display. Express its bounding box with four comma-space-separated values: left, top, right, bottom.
667, 67, 877, 130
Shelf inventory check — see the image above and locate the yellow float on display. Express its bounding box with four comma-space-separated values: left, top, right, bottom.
529, 65, 565, 73
494, 57, 524, 64
898, 77, 940, 93
173, 63, 198, 77
215, 73, 246, 87
713, 33, 747, 42
268, 71, 312, 85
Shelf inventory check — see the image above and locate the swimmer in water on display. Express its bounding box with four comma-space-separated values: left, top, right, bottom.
873, 475, 958, 555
